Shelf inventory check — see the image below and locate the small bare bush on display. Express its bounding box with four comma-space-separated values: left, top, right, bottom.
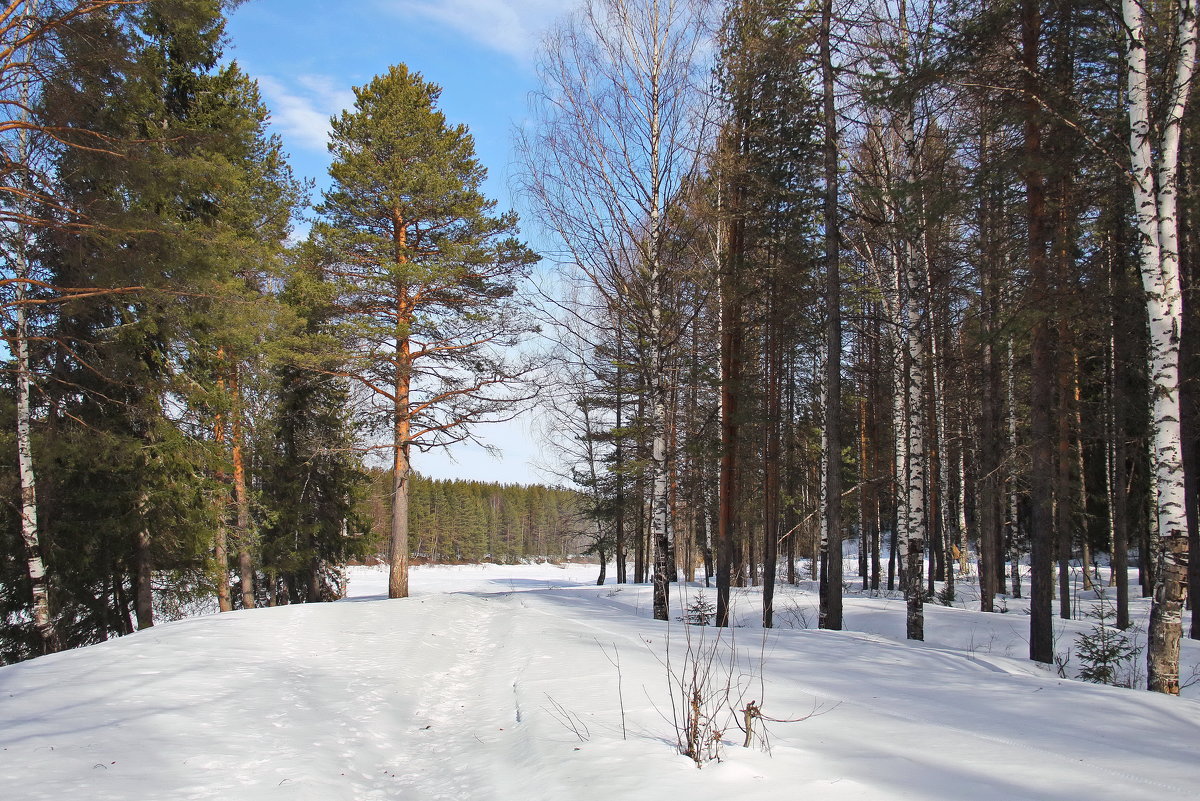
661, 625, 740, 765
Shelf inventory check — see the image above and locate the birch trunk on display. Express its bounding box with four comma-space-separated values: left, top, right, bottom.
1008, 340, 1022, 599
12, 18, 58, 650
903, 238, 926, 641
1074, 354, 1093, 591
891, 260, 909, 598
1122, 0, 1197, 694
647, 120, 672, 625
859, 393, 870, 590
1109, 302, 1132, 628
16, 271, 57, 652
1055, 327, 1073, 620
892, 0, 926, 641
615, 322, 627, 584
818, 375, 831, 616
928, 284, 953, 594
956, 404, 971, 578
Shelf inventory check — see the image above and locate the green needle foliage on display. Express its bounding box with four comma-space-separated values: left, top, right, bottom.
1076, 595, 1142, 687
307, 64, 540, 597
310, 64, 540, 445
1, 0, 308, 658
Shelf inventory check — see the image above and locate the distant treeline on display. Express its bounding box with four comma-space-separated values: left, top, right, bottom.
365, 472, 588, 563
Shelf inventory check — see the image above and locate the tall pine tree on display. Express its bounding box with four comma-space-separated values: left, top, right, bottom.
311, 65, 539, 599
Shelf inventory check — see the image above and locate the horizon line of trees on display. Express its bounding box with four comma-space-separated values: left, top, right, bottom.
364, 472, 588, 565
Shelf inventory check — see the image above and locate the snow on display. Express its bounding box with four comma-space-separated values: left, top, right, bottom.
2, 562, 1199, 800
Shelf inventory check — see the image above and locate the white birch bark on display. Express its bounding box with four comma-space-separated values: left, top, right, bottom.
12, 1, 58, 651
899, 32, 925, 638
893, 341, 908, 584
15, 259, 56, 652
645, 0, 674, 623
956, 400, 971, 577
903, 234, 926, 641
522, 0, 708, 619
927, 255, 954, 595
1007, 340, 1022, 598
1106, 339, 1117, 585
880, 174, 922, 633
819, 373, 829, 551
818, 362, 832, 624
879, 195, 909, 596
860, 136, 910, 598
880, 0, 927, 641
1122, 0, 1197, 694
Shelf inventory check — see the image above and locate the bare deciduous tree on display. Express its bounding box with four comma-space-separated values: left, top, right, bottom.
520, 0, 713, 621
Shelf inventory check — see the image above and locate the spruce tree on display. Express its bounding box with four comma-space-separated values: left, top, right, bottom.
258, 261, 370, 604
0, 0, 302, 656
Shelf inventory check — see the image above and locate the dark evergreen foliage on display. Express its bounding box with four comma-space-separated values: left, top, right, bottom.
363, 471, 585, 564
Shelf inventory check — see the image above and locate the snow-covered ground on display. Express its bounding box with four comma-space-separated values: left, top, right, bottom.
2, 562, 1198, 800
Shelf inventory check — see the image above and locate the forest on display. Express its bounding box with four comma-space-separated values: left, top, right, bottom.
520, 0, 1200, 698
1, 0, 1199, 704
0, 0, 568, 663
363, 474, 587, 566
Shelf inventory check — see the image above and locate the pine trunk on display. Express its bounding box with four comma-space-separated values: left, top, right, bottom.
1024, 0, 1054, 664
135, 499, 154, 630
979, 207, 1003, 607
763, 301, 782, 628
213, 355, 232, 613
819, 0, 842, 631
230, 363, 254, 609
389, 321, 413, 599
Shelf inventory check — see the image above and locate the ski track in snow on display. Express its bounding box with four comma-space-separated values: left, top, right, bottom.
395, 595, 515, 800
2, 563, 1199, 801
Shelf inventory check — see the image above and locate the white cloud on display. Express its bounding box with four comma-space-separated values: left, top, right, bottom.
255, 74, 355, 152
388, 0, 566, 64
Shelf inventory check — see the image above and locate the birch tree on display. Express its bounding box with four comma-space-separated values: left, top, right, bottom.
1122, 0, 1198, 694
5, 1, 54, 652
521, 0, 712, 621
850, 0, 938, 641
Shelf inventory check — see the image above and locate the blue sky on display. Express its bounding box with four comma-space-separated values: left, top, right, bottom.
225, 0, 566, 486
